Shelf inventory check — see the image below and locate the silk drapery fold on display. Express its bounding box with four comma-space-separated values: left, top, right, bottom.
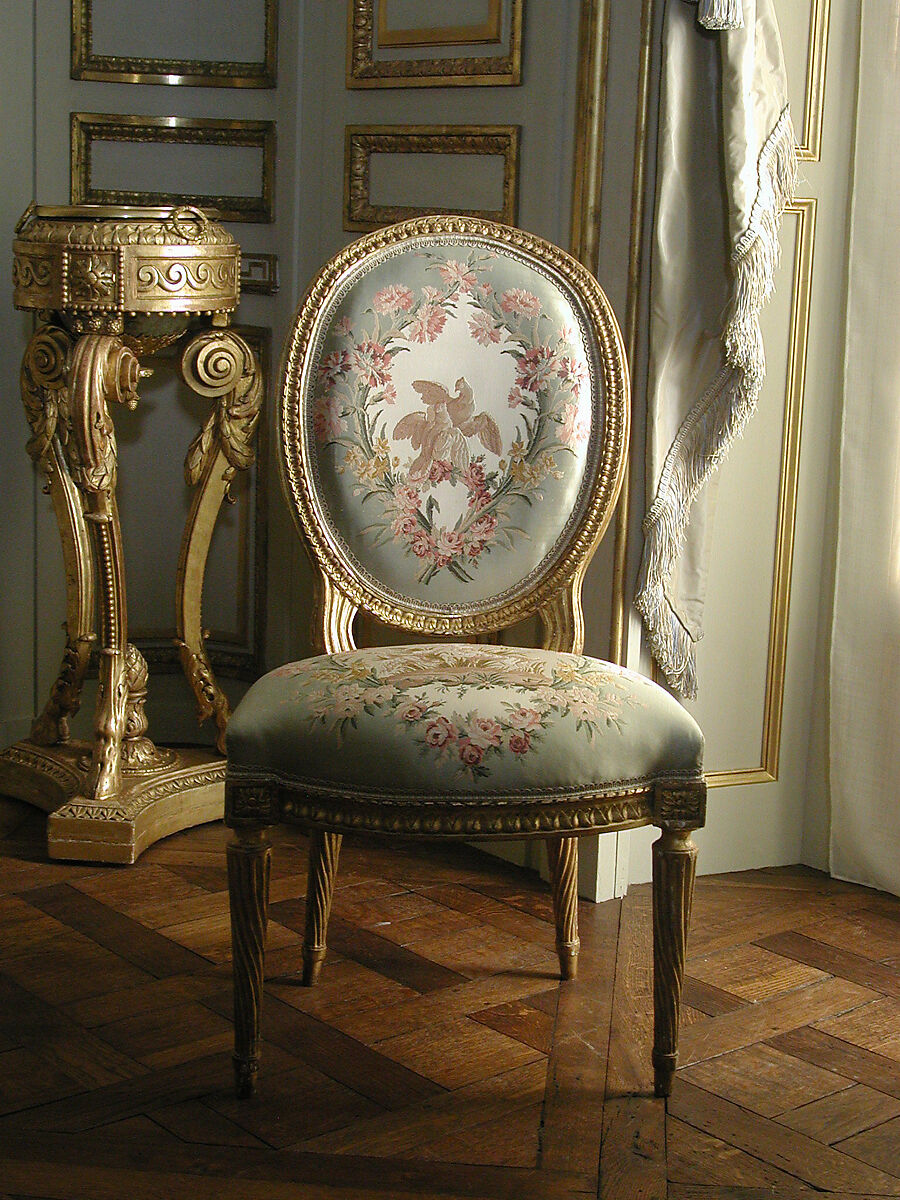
829, 2, 900, 897
635, 0, 796, 697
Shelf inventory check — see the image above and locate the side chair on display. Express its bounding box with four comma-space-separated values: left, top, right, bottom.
224, 215, 706, 1101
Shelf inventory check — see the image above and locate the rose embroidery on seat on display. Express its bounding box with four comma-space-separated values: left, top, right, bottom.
285, 645, 646, 781
310, 250, 593, 585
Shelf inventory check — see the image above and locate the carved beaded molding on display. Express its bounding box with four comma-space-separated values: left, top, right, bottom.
279, 214, 630, 637
225, 773, 658, 838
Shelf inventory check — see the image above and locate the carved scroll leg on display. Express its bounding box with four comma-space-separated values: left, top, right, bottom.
177, 331, 263, 755
303, 830, 343, 986
652, 828, 698, 1098
546, 836, 580, 980
67, 336, 143, 802
20, 323, 96, 746
227, 827, 271, 1099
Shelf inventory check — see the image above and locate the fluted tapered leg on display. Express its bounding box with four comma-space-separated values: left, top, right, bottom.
651, 827, 698, 1098
546, 836, 580, 980
303, 829, 343, 986
227, 828, 271, 1098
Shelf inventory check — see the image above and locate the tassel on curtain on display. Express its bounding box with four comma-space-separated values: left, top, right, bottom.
697, 0, 744, 30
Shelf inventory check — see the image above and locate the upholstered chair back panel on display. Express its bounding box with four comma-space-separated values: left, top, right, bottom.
280, 219, 628, 630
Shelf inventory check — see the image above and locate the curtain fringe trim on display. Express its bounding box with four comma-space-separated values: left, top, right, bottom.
635, 106, 797, 698
698, 0, 745, 30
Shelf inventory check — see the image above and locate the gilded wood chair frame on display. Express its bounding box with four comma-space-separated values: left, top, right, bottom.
225, 215, 706, 1102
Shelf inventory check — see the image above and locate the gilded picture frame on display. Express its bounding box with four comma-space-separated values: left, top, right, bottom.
344, 125, 520, 231
71, 0, 278, 88
347, 0, 523, 88
71, 113, 276, 224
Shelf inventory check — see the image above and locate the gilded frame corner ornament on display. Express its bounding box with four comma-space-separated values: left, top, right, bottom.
343, 125, 520, 232
71, 0, 278, 88
71, 113, 276, 225
280, 214, 630, 641
347, 0, 523, 88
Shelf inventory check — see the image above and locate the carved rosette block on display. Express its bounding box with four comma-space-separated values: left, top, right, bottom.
177, 329, 263, 753
546, 836, 580, 980
14, 203, 239, 330
302, 830, 343, 986
227, 828, 271, 1099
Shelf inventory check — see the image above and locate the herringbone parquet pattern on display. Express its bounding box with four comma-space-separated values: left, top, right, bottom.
0, 793, 898, 1199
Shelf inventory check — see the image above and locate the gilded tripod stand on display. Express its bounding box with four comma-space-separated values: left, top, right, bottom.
0, 204, 263, 863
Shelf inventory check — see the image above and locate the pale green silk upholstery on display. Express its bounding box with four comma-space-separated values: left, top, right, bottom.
228, 643, 703, 803
297, 237, 603, 612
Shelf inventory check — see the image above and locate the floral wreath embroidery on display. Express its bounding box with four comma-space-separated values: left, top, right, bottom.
276, 646, 647, 781
311, 251, 592, 585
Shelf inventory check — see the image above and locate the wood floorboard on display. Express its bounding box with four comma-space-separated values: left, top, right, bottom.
0, 801, 899, 1198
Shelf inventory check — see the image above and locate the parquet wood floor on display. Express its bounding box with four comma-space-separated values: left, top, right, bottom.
0, 795, 898, 1199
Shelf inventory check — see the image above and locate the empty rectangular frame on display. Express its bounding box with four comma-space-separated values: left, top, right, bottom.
71, 0, 278, 87
344, 125, 519, 230
348, 0, 523, 87
71, 113, 276, 223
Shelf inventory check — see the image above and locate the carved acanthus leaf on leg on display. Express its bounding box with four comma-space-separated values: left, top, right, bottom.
177, 330, 263, 752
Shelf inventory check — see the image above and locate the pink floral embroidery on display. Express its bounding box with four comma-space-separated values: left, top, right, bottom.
500, 289, 542, 319
557, 355, 588, 397
438, 260, 478, 292
313, 393, 344, 441
353, 340, 392, 388
294, 645, 647, 780
310, 249, 594, 586
318, 349, 351, 386
407, 304, 447, 344
508, 731, 531, 756
468, 309, 503, 347
373, 284, 415, 314
427, 459, 453, 484
560, 402, 590, 447
516, 345, 558, 392
425, 715, 457, 747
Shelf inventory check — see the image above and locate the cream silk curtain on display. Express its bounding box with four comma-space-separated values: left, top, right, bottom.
635, 0, 796, 697
829, 3, 900, 897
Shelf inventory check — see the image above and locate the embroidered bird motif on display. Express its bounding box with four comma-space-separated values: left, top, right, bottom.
393, 377, 502, 479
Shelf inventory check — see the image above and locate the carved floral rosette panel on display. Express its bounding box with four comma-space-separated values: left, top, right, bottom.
291, 231, 614, 616
13, 207, 240, 322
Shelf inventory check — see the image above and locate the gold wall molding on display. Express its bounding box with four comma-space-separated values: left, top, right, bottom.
240, 253, 279, 295
71, 113, 276, 224
344, 125, 519, 231
707, 199, 816, 788
348, 0, 523, 87
377, 0, 502, 47
71, 0, 278, 88
796, 0, 830, 163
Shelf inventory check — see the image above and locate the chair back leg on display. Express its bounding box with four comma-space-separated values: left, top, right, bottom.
546, 836, 580, 980
227, 827, 271, 1098
651, 826, 698, 1097
303, 829, 343, 986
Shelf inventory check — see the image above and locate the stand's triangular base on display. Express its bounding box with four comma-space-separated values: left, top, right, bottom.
0, 741, 225, 863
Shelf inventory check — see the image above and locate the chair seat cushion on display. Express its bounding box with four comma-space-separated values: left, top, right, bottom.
227, 643, 703, 802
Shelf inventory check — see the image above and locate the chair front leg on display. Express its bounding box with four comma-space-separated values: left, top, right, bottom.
227, 826, 271, 1099
651, 827, 697, 1097
546, 836, 580, 980
303, 829, 343, 986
